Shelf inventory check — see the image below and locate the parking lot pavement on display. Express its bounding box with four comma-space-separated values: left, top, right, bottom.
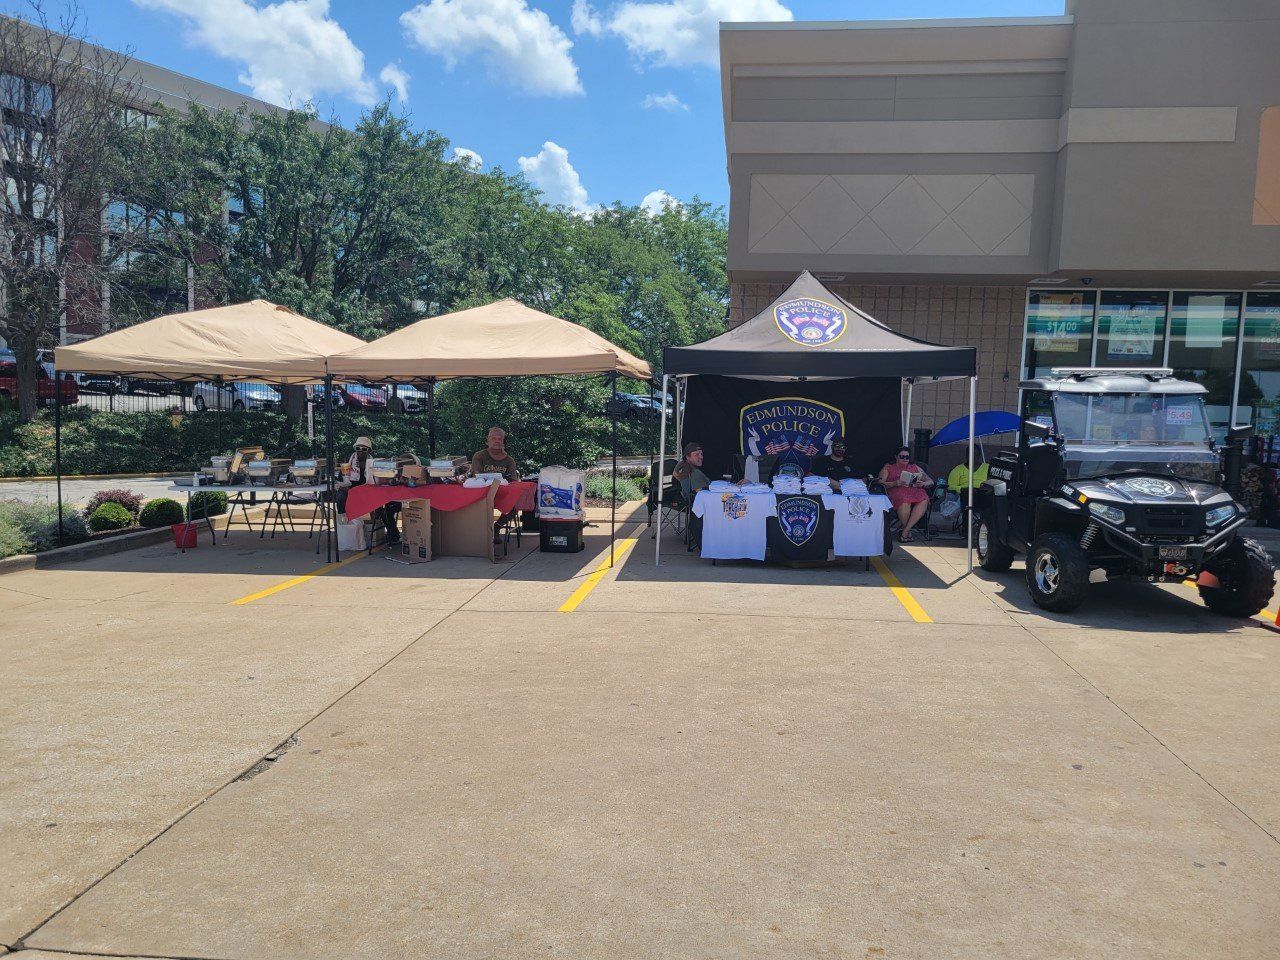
0, 475, 182, 508
4, 531, 1280, 957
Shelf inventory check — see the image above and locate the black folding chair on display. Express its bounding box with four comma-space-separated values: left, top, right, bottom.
648, 458, 691, 546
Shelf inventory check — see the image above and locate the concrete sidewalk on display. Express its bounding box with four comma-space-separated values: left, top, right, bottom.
3, 525, 1279, 959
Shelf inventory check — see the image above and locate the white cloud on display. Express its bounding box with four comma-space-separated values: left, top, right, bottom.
596, 0, 792, 68
571, 0, 604, 36
401, 0, 583, 97
134, 0, 376, 106
379, 62, 410, 103
518, 141, 593, 213
451, 147, 484, 169
641, 189, 679, 215
641, 91, 688, 112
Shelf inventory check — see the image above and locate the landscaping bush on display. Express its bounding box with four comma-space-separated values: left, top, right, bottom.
84, 488, 144, 518
139, 497, 185, 528
0, 500, 90, 557
87, 502, 136, 532
187, 489, 228, 520
585, 472, 646, 504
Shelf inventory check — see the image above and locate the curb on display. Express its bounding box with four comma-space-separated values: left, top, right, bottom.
0, 506, 281, 575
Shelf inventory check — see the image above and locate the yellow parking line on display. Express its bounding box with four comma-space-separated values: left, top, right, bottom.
871, 556, 933, 623
559, 537, 638, 613
231, 551, 367, 605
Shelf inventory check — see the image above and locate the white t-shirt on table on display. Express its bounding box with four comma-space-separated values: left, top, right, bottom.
822, 493, 891, 557
693, 490, 777, 561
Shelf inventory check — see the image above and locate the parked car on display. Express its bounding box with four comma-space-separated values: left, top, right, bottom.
337, 383, 388, 411
75, 372, 125, 393
0, 351, 78, 406
389, 383, 429, 414
614, 392, 664, 419
191, 380, 281, 412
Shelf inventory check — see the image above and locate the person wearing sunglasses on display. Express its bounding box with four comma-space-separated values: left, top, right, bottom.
878, 446, 933, 542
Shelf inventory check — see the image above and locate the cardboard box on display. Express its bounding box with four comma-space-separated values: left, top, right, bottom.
398, 501, 432, 563
400, 464, 427, 483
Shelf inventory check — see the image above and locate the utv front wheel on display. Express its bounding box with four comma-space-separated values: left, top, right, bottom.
1025, 532, 1090, 612
1199, 537, 1275, 617
976, 512, 1015, 572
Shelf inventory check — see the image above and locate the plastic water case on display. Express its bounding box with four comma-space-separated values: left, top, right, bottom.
536, 465, 585, 520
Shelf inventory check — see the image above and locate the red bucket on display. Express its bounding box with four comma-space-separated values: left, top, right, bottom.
171, 522, 198, 549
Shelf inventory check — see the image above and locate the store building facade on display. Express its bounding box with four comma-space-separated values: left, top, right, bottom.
720, 0, 1280, 484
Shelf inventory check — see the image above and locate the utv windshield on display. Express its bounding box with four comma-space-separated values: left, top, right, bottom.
1051, 393, 1212, 446
1046, 393, 1219, 483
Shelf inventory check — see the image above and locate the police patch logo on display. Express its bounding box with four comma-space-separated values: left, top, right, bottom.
774, 296, 847, 347
742, 396, 845, 472
778, 496, 820, 546
721, 493, 749, 520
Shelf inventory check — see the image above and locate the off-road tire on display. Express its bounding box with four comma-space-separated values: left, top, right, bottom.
1025, 532, 1090, 612
976, 511, 1015, 572
1199, 537, 1275, 617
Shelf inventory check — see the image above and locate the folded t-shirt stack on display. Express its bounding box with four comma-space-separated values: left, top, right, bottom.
772, 477, 802, 494
738, 482, 772, 495
802, 475, 832, 495
840, 478, 869, 496
708, 480, 739, 492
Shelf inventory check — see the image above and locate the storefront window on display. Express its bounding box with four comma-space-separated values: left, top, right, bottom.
1095, 291, 1167, 367
1168, 292, 1241, 441
1238, 292, 1280, 444
1024, 290, 1095, 378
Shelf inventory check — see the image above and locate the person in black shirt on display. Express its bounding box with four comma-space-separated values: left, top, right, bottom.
811, 438, 861, 490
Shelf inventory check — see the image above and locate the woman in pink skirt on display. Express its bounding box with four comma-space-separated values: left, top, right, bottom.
878, 446, 934, 542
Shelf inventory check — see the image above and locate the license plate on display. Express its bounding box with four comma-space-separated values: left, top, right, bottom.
1159, 546, 1187, 560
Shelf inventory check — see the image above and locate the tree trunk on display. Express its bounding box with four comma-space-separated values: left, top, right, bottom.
281, 384, 307, 423
12, 334, 41, 422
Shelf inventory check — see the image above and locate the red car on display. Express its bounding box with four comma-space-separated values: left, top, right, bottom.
0, 355, 78, 407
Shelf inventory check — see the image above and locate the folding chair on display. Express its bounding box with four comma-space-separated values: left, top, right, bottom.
648, 459, 691, 547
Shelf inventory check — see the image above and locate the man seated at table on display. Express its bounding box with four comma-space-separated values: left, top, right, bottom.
810, 438, 861, 489
672, 442, 711, 495
338, 435, 400, 545
471, 427, 520, 481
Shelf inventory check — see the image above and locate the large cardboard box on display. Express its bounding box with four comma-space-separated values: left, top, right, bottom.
398, 500, 432, 563
400, 464, 427, 484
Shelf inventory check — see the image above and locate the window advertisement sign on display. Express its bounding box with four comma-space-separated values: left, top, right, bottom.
1169, 293, 1241, 442
1024, 290, 1094, 378
1097, 292, 1166, 365
1238, 293, 1280, 444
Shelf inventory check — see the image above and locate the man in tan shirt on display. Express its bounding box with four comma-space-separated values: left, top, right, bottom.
471, 426, 520, 481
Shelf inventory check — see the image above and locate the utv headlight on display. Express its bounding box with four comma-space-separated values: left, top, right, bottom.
1205, 504, 1236, 527
1088, 502, 1126, 525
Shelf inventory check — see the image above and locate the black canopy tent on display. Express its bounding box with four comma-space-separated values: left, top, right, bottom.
658, 271, 979, 569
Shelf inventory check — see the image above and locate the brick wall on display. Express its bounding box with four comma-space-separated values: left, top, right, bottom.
728, 281, 1025, 443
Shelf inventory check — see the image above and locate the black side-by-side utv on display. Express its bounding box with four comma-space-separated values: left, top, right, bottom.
974, 367, 1274, 615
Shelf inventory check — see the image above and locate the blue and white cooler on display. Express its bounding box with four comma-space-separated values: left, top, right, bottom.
536, 465, 586, 552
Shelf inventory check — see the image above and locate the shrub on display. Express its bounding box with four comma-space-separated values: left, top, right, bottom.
84, 488, 144, 518
585, 472, 645, 504
187, 490, 228, 520
88, 502, 136, 532
139, 497, 185, 528
0, 499, 90, 556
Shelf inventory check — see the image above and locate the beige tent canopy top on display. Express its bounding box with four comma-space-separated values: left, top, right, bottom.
326, 298, 652, 382
54, 300, 365, 383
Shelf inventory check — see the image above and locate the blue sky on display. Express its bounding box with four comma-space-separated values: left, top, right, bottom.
35, 0, 1065, 212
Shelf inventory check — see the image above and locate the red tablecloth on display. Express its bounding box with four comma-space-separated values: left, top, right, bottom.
497, 481, 536, 514
344, 481, 536, 521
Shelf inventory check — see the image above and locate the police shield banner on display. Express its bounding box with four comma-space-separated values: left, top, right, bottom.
742, 396, 845, 472
777, 496, 821, 546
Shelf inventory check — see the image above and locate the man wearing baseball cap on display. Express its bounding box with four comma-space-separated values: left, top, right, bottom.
673, 441, 711, 495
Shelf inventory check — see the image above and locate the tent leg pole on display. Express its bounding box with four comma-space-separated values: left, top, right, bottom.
324, 374, 337, 564
967, 376, 976, 576
215, 374, 223, 451
674, 377, 683, 459
55, 375, 63, 546
610, 372, 618, 568
427, 380, 437, 459
904, 379, 913, 446
655, 375, 669, 566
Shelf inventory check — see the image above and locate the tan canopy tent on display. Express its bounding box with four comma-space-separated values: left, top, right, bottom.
54, 299, 364, 383
326, 298, 652, 382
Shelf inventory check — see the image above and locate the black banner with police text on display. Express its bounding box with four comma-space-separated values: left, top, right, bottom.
681, 375, 901, 481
